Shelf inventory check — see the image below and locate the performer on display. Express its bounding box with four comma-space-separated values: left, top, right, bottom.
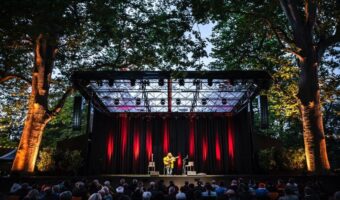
163, 152, 178, 175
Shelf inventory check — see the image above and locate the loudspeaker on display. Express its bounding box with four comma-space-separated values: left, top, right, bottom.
258, 95, 269, 128
187, 171, 197, 175
73, 96, 83, 130
150, 171, 159, 176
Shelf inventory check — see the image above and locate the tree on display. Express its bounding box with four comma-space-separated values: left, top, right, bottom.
192, 0, 339, 173
0, 0, 206, 173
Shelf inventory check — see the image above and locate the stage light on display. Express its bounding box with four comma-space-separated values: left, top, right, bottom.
176, 98, 181, 105
193, 79, 200, 86
229, 79, 234, 86
130, 79, 136, 86
159, 79, 164, 86
136, 98, 141, 105
222, 98, 227, 105
108, 79, 114, 87
96, 80, 103, 87
114, 98, 119, 105
143, 80, 150, 86
202, 98, 207, 105
161, 99, 165, 105
208, 79, 213, 86
179, 79, 185, 86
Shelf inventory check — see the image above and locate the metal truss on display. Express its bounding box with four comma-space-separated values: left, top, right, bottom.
72, 71, 273, 114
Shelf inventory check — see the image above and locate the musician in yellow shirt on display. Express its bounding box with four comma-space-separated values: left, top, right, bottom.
163, 152, 178, 175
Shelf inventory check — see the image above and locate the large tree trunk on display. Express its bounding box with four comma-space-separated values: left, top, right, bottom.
297, 53, 330, 173
12, 34, 57, 173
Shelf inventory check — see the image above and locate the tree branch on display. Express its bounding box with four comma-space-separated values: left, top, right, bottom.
47, 87, 74, 118
305, 0, 317, 30
0, 71, 32, 84
279, 0, 300, 30
317, 0, 340, 56
263, 18, 294, 46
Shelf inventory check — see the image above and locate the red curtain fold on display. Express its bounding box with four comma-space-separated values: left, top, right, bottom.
189, 119, 195, 158
177, 153, 182, 170
202, 133, 208, 162
133, 121, 140, 161
146, 120, 153, 161
215, 130, 221, 161
163, 118, 169, 154
121, 114, 128, 157
227, 116, 235, 168
106, 130, 114, 163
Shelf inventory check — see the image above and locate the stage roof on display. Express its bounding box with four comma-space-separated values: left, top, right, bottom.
71, 71, 272, 114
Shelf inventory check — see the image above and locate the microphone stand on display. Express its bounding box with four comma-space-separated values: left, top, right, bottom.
182, 155, 188, 175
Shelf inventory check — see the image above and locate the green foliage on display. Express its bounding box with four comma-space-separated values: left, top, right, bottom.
0, 80, 29, 142
56, 149, 83, 175
258, 148, 278, 171
36, 148, 83, 175
206, 0, 339, 159
258, 147, 306, 172
42, 94, 87, 148
284, 148, 306, 170
36, 148, 55, 172
0, 0, 207, 146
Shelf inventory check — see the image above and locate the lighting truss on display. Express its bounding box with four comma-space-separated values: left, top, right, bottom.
72, 71, 272, 113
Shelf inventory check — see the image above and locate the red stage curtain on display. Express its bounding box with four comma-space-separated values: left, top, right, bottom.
120, 114, 128, 158
106, 130, 114, 163
146, 119, 153, 161
189, 118, 195, 159
93, 109, 252, 174
163, 118, 169, 154
227, 116, 235, 169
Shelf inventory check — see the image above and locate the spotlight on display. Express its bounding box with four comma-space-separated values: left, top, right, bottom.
222, 98, 227, 105
176, 98, 181, 105
229, 79, 234, 86
208, 79, 213, 86
130, 79, 136, 86
143, 80, 150, 86
160, 99, 165, 105
193, 79, 200, 86
108, 79, 114, 87
136, 98, 141, 105
96, 80, 103, 87
202, 98, 207, 105
114, 98, 119, 105
179, 79, 185, 86
159, 79, 164, 86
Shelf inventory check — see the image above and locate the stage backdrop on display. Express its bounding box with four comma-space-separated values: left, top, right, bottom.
88, 109, 253, 174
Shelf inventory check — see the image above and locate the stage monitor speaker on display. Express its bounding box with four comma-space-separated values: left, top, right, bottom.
258, 95, 269, 128
187, 171, 197, 175
150, 171, 159, 176
197, 172, 206, 176
73, 96, 83, 130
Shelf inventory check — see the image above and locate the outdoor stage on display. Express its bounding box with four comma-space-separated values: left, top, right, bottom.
100, 174, 229, 185
71, 71, 273, 175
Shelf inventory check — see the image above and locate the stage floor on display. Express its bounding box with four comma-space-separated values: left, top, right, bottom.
101, 174, 224, 178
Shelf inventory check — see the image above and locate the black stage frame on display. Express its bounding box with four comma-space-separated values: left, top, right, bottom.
71, 70, 272, 175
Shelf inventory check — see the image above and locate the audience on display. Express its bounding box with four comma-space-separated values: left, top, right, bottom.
4, 177, 339, 200
278, 187, 298, 200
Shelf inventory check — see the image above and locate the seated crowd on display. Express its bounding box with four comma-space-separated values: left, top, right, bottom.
4, 177, 340, 200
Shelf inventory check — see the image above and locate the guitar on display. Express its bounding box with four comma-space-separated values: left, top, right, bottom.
163, 156, 179, 167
